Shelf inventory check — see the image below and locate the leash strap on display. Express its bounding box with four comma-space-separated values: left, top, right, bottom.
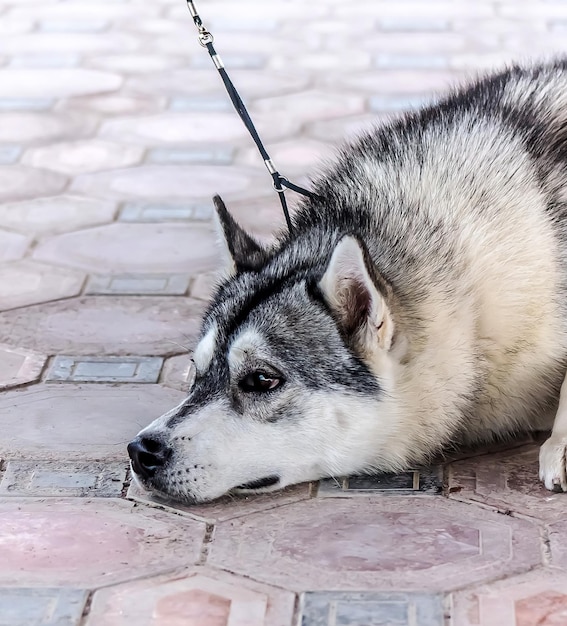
185, 0, 319, 233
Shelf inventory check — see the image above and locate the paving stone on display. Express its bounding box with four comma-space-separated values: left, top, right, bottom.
451, 569, 567, 626
9, 3, 161, 20
0, 195, 117, 236
378, 18, 450, 31
34, 223, 219, 274
85, 274, 191, 296
448, 444, 566, 522
9, 54, 81, 68
147, 146, 234, 165
0, 344, 45, 391
0, 260, 85, 311
118, 202, 213, 223
71, 165, 264, 202
318, 466, 443, 497
327, 69, 457, 95
0, 384, 185, 460
0, 460, 127, 497
306, 114, 380, 143
0, 228, 30, 261
168, 96, 233, 112
548, 518, 567, 571
0, 166, 67, 202
300, 591, 445, 626
0, 296, 205, 356
189, 271, 221, 302
160, 354, 196, 391
58, 94, 164, 116
239, 139, 330, 174
39, 20, 109, 33
86, 567, 295, 626
0, 498, 204, 586
100, 112, 298, 145
270, 51, 372, 71
0, 144, 22, 164
0, 588, 87, 626
209, 498, 541, 591
0, 99, 54, 112
0, 111, 99, 143
373, 53, 449, 69
87, 54, 186, 74
47, 356, 164, 383
192, 52, 267, 70
23, 139, 144, 175
251, 90, 365, 124
0, 33, 140, 56
0, 20, 34, 36
127, 479, 313, 524
0, 69, 122, 98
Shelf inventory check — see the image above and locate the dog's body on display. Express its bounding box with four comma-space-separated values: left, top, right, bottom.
129, 59, 567, 503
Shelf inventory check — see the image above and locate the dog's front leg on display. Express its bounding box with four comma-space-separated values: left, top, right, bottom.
539, 373, 567, 491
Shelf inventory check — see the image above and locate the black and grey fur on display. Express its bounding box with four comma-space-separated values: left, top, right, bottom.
129, 59, 567, 503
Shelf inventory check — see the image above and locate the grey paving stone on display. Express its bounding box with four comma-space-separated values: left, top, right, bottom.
0, 588, 87, 626
318, 467, 443, 497
0, 98, 54, 111
0, 145, 22, 164
374, 53, 449, 69
0, 460, 127, 497
168, 96, 233, 112
118, 201, 213, 222
300, 591, 445, 626
85, 274, 191, 296
147, 146, 234, 165
47, 356, 163, 383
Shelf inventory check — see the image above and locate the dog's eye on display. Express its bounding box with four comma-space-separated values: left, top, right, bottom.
239, 372, 283, 393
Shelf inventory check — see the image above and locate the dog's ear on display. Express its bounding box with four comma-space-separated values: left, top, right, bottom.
213, 195, 268, 274
319, 236, 394, 352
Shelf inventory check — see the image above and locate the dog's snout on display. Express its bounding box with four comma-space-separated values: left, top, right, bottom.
127, 436, 171, 480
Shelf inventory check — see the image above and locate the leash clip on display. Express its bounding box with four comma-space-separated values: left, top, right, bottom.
198, 30, 214, 46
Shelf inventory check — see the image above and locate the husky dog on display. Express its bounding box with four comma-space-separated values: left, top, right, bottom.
129, 60, 567, 504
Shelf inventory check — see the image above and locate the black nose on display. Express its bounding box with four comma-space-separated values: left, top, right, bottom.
127, 436, 171, 480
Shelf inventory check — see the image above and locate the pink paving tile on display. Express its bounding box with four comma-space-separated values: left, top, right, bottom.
57, 93, 165, 116
238, 138, 331, 175
448, 444, 565, 522
70, 165, 264, 202
0, 111, 99, 143
0, 260, 85, 312
0, 33, 140, 56
0, 343, 45, 391
0, 229, 31, 261
0, 166, 67, 202
0, 296, 205, 355
451, 569, 567, 625
86, 567, 295, 626
209, 498, 542, 591
306, 114, 382, 143
0, 68, 122, 98
0, 195, 117, 236
33, 223, 220, 274
22, 139, 144, 175
0, 499, 204, 586
160, 354, 196, 391
189, 271, 220, 303
548, 519, 567, 571
0, 383, 184, 460
127, 479, 313, 523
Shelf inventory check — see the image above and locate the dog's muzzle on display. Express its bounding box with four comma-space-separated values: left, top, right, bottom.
127, 436, 171, 480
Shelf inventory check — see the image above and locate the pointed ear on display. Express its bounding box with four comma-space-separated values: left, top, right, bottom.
319, 236, 394, 352
213, 195, 268, 274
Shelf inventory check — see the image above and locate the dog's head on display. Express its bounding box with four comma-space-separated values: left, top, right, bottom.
128, 196, 406, 503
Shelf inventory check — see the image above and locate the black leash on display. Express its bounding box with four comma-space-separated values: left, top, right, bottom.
185, 0, 319, 234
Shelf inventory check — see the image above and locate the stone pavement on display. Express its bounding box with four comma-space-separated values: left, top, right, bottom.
1, 0, 567, 624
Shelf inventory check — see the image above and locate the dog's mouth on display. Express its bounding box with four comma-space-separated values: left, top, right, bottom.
235, 475, 280, 491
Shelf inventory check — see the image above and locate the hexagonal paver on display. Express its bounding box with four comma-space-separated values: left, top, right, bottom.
0, 343, 45, 390
22, 139, 144, 175
0, 166, 67, 202
452, 569, 567, 625
301, 591, 445, 626
127, 480, 312, 524
306, 113, 383, 142
46, 356, 163, 383
209, 498, 542, 591
0, 498, 204, 586
118, 201, 213, 223
238, 138, 330, 174
0, 384, 184, 460
57, 93, 164, 116
0, 260, 84, 311
448, 445, 566, 522
0, 460, 128, 497
85, 274, 191, 296
33, 223, 220, 274
0, 68, 122, 98
0, 195, 117, 236
70, 165, 264, 202
0, 296, 204, 355
86, 567, 295, 626
0, 588, 87, 626
0, 228, 31, 261
160, 354, 196, 391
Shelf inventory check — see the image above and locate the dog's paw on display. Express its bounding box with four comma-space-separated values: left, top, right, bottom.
539, 435, 567, 492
